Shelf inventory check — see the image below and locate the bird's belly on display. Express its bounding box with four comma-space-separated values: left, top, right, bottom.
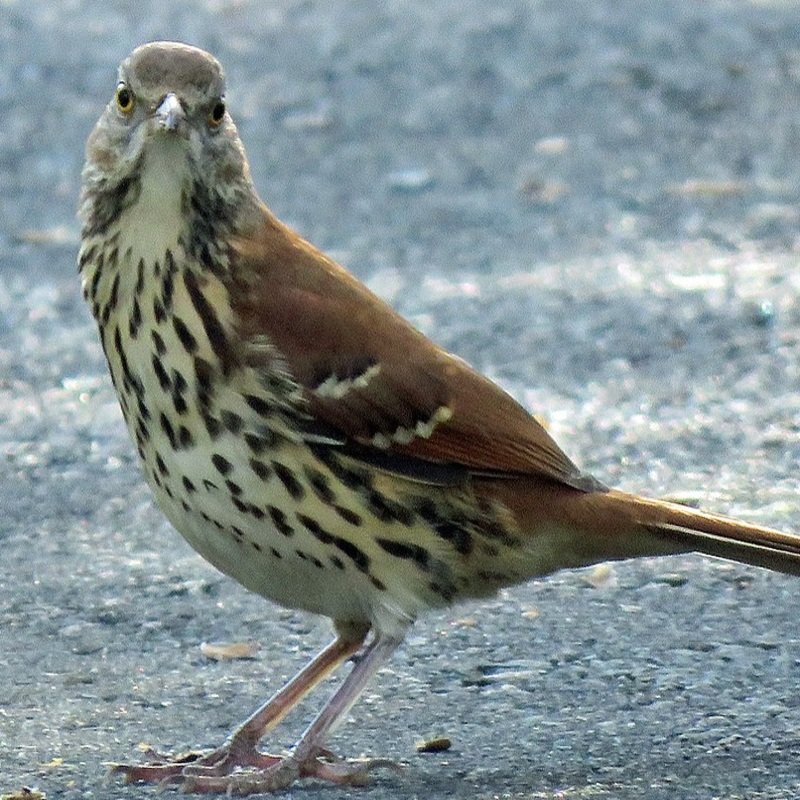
144, 428, 399, 624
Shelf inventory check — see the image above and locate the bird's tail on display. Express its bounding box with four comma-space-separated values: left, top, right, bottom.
608, 489, 800, 576
479, 479, 800, 578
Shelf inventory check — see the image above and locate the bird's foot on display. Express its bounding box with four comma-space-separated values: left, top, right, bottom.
180, 750, 400, 795
108, 740, 281, 785
110, 743, 400, 794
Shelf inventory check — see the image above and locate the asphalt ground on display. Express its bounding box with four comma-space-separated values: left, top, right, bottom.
3, 1, 800, 798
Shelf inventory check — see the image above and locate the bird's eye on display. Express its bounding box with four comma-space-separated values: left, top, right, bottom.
115, 84, 135, 114
209, 100, 226, 127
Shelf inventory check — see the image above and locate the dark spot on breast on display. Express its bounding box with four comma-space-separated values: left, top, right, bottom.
129, 298, 142, 339
271, 547, 282, 559
161, 258, 175, 311
182, 476, 196, 493
155, 453, 169, 477
173, 316, 198, 354
178, 425, 193, 448
334, 505, 362, 526
233, 496, 250, 514
249, 458, 272, 480
244, 430, 276, 454
370, 576, 387, 591
113, 325, 144, 399
184, 269, 236, 375
390, 502, 415, 526
203, 414, 222, 439
367, 490, 413, 525
152, 355, 171, 391
311, 448, 370, 491
376, 538, 430, 569
173, 393, 188, 415
172, 371, 189, 415
303, 465, 336, 505
136, 416, 150, 444
136, 395, 151, 422
244, 394, 272, 418
160, 412, 177, 449
212, 453, 232, 475
226, 479, 242, 496
333, 537, 370, 574
153, 296, 166, 324
363, 489, 414, 526
272, 461, 305, 500
135, 258, 145, 296
268, 505, 294, 537
101, 272, 120, 325
296, 513, 334, 544
151, 329, 166, 356
416, 498, 438, 523
221, 410, 243, 434
173, 370, 188, 394
194, 357, 215, 409
434, 519, 473, 556
330, 555, 345, 570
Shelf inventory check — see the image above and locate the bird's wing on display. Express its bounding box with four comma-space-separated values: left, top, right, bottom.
229, 206, 594, 491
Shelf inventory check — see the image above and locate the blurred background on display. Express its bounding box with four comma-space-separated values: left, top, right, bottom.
3, 2, 800, 798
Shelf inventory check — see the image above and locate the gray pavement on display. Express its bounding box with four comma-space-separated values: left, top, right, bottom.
3, 1, 800, 798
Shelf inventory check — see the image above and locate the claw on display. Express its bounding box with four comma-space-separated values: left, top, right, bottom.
108, 746, 401, 795
303, 755, 403, 786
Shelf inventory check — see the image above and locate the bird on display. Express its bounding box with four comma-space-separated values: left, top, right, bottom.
78, 40, 800, 795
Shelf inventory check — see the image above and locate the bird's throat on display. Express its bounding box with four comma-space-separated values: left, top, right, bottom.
119, 137, 189, 267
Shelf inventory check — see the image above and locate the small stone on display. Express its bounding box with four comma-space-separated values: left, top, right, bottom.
416, 736, 452, 753
386, 168, 434, 192
582, 563, 615, 588
654, 573, 689, 587
534, 136, 569, 155
199, 640, 260, 661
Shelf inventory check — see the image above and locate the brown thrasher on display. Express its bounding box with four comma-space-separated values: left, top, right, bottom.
78, 41, 800, 795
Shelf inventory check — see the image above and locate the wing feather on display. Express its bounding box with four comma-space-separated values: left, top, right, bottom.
230, 205, 593, 490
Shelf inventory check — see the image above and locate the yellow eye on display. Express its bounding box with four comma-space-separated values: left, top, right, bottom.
115, 84, 135, 114
209, 100, 226, 127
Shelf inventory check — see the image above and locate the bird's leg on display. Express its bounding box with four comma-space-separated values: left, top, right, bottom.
179, 632, 404, 795
111, 626, 367, 786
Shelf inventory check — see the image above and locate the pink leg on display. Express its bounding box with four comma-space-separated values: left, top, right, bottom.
111, 626, 368, 786
179, 632, 405, 795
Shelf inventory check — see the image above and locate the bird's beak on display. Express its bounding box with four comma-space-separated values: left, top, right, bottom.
154, 93, 185, 133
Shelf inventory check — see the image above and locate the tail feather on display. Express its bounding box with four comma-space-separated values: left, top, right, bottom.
627, 493, 800, 576
644, 521, 800, 575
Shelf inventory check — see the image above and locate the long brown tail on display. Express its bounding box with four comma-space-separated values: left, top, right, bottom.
612, 490, 800, 576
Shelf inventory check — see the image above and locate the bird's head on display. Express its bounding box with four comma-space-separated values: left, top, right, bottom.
79, 41, 255, 237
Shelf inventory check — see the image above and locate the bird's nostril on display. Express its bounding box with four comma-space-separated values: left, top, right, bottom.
155, 93, 184, 131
